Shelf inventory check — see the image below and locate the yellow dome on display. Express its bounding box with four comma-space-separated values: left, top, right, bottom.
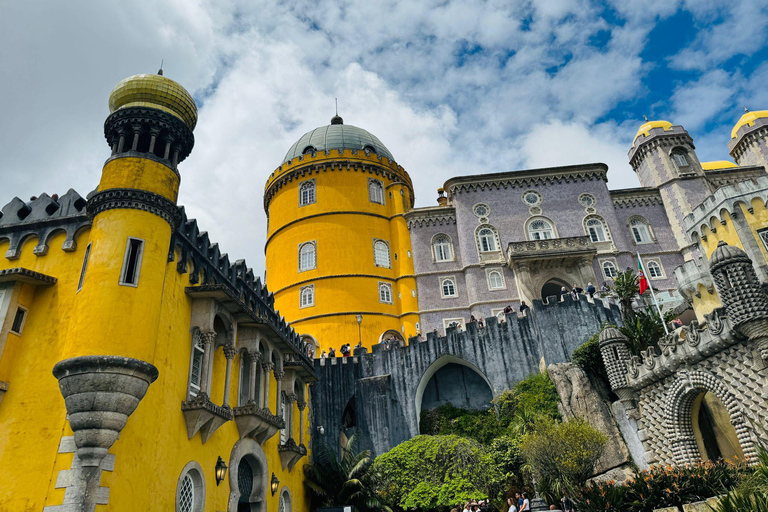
701, 160, 737, 171
634, 120, 673, 142
108, 73, 197, 130
731, 110, 768, 139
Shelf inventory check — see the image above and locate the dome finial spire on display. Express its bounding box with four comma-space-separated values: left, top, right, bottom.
744, 105, 750, 113
643, 114, 649, 122
157, 59, 164, 76
331, 98, 343, 125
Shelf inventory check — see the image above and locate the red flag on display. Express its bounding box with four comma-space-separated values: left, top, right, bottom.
638, 256, 648, 295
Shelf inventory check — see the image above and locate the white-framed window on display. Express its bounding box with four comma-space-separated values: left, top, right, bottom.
473, 203, 490, 217
522, 190, 542, 206
630, 218, 653, 244
77, 243, 92, 292
300, 285, 315, 308
175, 462, 205, 512
491, 308, 506, 320
585, 216, 610, 243
527, 218, 555, 240
379, 282, 393, 304
298, 242, 316, 272
9, 306, 27, 335
119, 237, 145, 287
373, 240, 391, 268
671, 150, 689, 169
477, 225, 499, 252
443, 317, 465, 332
369, 179, 385, 205
646, 260, 664, 279
486, 269, 505, 290
188, 331, 205, 399
432, 234, 454, 262
299, 179, 316, 207
601, 260, 618, 278
440, 277, 457, 298
578, 194, 596, 208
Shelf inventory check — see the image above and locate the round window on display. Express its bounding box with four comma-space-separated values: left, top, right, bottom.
473, 204, 490, 217
522, 191, 542, 206
579, 194, 596, 208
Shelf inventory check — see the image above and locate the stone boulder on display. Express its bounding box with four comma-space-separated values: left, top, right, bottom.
548, 362, 632, 478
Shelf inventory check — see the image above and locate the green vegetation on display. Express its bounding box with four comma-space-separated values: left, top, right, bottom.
717, 443, 768, 512
303, 435, 390, 512
373, 435, 503, 510
519, 417, 607, 501
571, 329, 609, 386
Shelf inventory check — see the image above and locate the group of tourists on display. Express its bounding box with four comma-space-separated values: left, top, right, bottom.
450, 493, 576, 512
318, 341, 367, 359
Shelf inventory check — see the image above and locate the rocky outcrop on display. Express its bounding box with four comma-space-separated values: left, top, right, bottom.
548, 362, 634, 482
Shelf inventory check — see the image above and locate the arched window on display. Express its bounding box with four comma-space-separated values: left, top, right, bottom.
477, 226, 499, 252
369, 179, 385, 205
487, 270, 504, 290
602, 260, 617, 278
585, 216, 609, 242
300, 285, 314, 308
379, 282, 393, 304
279, 489, 292, 512
527, 218, 555, 240
298, 242, 316, 271
238, 354, 251, 406
176, 462, 205, 512
373, 240, 391, 268
671, 149, 690, 169
364, 145, 376, 154
299, 180, 315, 206
630, 218, 652, 244
302, 146, 316, 155
279, 393, 288, 444
432, 234, 453, 262
188, 331, 205, 399
441, 277, 457, 297
647, 260, 663, 278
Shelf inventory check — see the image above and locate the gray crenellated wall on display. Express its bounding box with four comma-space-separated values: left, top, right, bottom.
310, 295, 622, 457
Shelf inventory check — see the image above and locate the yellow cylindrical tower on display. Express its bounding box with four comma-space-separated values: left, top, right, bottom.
265, 116, 419, 350
65, 72, 197, 362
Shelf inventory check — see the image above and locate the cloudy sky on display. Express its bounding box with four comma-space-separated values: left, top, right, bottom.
2, 0, 768, 274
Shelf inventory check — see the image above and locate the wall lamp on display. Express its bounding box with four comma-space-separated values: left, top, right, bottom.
271, 472, 280, 495
317, 425, 325, 435
215, 456, 228, 486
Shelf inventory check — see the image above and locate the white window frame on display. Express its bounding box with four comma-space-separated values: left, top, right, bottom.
298, 241, 317, 272
585, 216, 610, 243
522, 190, 542, 206
175, 461, 205, 512
440, 276, 458, 298
368, 179, 385, 205
442, 317, 465, 332
119, 237, 145, 287
476, 225, 500, 253
491, 308, 505, 320
431, 234, 454, 263
379, 282, 393, 304
486, 268, 506, 290
629, 217, 654, 244
601, 259, 618, 279
299, 179, 316, 207
645, 259, 665, 279
526, 217, 556, 240
188, 330, 205, 399
300, 285, 315, 308
758, 229, 768, 252
473, 203, 490, 217
373, 239, 391, 268
671, 150, 689, 168
578, 193, 596, 208
9, 305, 28, 336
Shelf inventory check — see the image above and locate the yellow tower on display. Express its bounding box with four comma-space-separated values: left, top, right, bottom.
265, 115, 420, 350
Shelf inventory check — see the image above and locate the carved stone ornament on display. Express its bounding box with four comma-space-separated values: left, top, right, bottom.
277, 437, 307, 470
181, 395, 233, 443
233, 403, 285, 444
87, 188, 182, 229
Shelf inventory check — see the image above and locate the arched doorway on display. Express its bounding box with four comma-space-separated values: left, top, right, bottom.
692, 392, 744, 461
227, 438, 268, 512
541, 279, 568, 302
340, 395, 357, 449
379, 330, 405, 347
415, 355, 494, 433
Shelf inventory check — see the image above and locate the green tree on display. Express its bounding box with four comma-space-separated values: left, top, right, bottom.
303, 435, 390, 512
373, 435, 504, 511
611, 269, 639, 325
571, 328, 610, 387
519, 417, 607, 501
619, 306, 670, 355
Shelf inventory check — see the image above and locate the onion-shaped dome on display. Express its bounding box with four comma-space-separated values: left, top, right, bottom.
709, 240, 751, 272
731, 109, 768, 139
633, 120, 673, 144
283, 116, 394, 162
598, 326, 626, 347
701, 160, 738, 170
108, 73, 198, 130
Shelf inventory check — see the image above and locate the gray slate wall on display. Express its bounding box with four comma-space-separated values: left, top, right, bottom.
311, 295, 622, 456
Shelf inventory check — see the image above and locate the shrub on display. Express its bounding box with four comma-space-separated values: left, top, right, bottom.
419, 404, 504, 445
717, 442, 768, 512
571, 330, 609, 386
503, 372, 561, 421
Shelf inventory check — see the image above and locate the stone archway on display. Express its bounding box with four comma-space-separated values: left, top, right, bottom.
227, 438, 268, 512
541, 278, 569, 302
415, 355, 494, 422
379, 330, 405, 347
665, 370, 756, 465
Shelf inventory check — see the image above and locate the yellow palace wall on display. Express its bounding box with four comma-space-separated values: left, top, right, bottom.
265, 150, 419, 350
0, 165, 310, 511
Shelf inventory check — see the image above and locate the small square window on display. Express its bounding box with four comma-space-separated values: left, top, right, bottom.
10, 307, 26, 335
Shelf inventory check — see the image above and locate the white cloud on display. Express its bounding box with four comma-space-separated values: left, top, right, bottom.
670, 69, 736, 129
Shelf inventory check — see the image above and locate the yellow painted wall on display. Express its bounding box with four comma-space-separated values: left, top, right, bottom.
0, 157, 312, 511
265, 151, 420, 350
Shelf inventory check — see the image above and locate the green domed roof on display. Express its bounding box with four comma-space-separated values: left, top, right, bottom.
283, 116, 394, 162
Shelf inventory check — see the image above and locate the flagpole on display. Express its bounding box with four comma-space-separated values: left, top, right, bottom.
638, 252, 669, 334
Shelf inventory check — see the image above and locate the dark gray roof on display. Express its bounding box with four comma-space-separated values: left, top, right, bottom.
283, 122, 394, 162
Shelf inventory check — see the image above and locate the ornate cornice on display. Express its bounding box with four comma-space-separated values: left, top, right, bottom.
444, 163, 608, 197
87, 188, 182, 229
271, 272, 416, 295
404, 206, 457, 229
104, 106, 194, 163
610, 187, 664, 208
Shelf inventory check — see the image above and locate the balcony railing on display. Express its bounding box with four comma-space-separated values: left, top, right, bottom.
507, 235, 596, 261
